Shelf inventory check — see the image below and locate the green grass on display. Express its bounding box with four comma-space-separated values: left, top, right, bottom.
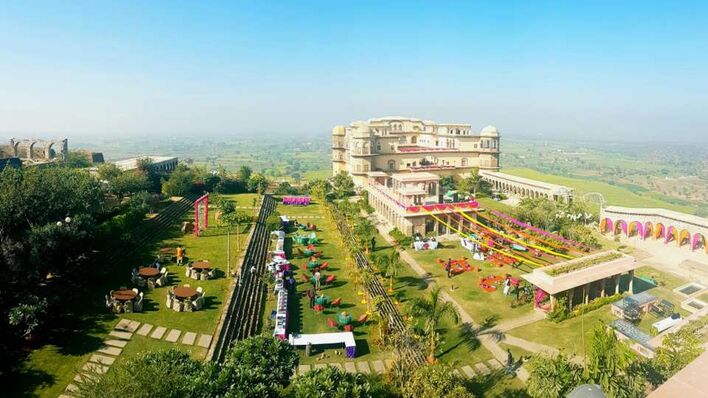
502, 167, 696, 213
507, 265, 691, 353
11, 194, 256, 398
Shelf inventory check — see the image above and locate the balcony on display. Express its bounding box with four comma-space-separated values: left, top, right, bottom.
395, 145, 460, 153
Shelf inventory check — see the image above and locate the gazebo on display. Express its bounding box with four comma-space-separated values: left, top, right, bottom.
521, 251, 640, 312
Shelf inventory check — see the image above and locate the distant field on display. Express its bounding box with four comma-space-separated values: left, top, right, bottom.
501, 167, 697, 213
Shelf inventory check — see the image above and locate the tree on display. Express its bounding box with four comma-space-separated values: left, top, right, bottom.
409, 287, 459, 362
652, 320, 705, 381
352, 218, 376, 254
527, 352, 583, 398
401, 363, 474, 398
292, 366, 372, 398
332, 171, 355, 199
585, 325, 647, 398
110, 171, 150, 200
215, 336, 298, 398
238, 165, 253, 182
306, 179, 331, 201
97, 163, 122, 181
275, 181, 297, 195
161, 165, 196, 196
220, 211, 252, 228
75, 349, 205, 398
247, 173, 269, 194
439, 175, 455, 192
62, 151, 91, 168
373, 248, 401, 293
8, 295, 48, 339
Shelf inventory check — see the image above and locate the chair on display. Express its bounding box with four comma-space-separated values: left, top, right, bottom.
147, 278, 156, 289
357, 314, 368, 325
197, 286, 203, 294
207, 270, 215, 279
184, 299, 194, 312
137, 278, 146, 288
124, 300, 134, 313
134, 294, 143, 312
325, 275, 336, 284
132, 288, 139, 294
327, 318, 337, 328
104, 294, 113, 309
185, 267, 193, 278
113, 301, 123, 314
155, 273, 165, 287
172, 300, 183, 312
160, 267, 167, 274
344, 324, 354, 332
193, 296, 204, 311
331, 297, 342, 307
165, 293, 174, 309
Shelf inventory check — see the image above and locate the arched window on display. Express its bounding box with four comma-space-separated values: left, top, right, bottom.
461, 158, 468, 167
411, 136, 417, 144
388, 160, 396, 170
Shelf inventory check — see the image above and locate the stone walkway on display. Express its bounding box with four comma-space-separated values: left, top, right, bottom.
495, 311, 545, 332
294, 358, 505, 380
59, 319, 214, 397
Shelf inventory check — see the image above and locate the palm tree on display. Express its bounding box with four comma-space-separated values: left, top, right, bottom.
373, 248, 401, 293
409, 287, 459, 363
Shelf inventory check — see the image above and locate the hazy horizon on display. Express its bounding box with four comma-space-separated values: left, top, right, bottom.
1, 1, 707, 143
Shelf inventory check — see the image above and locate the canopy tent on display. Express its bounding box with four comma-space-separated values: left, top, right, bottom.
288, 332, 356, 358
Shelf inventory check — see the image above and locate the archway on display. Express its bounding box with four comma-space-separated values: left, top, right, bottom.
665, 226, 678, 244
692, 233, 706, 252
654, 223, 665, 240
678, 229, 691, 247
600, 218, 613, 234
643, 222, 653, 240
628, 221, 643, 238
614, 220, 627, 236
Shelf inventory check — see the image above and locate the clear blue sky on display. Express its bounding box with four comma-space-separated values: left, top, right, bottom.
1, 1, 706, 141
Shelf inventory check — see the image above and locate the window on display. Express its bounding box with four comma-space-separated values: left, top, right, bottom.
388, 160, 395, 170
398, 136, 407, 144
461, 158, 468, 166
411, 136, 417, 144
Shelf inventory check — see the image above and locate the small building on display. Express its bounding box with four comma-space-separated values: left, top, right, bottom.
610, 319, 655, 358
521, 251, 640, 312
113, 156, 178, 172
610, 292, 658, 319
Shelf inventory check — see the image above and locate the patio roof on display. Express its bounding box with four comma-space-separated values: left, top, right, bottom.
521, 251, 640, 295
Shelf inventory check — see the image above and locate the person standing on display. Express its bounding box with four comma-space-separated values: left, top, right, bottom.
176, 246, 184, 265
314, 270, 321, 290
306, 288, 314, 309
445, 258, 452, 278
503, 275, 511, 296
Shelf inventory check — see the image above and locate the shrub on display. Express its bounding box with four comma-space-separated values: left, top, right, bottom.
389, 228, 411, 248
572, 293, 623, 317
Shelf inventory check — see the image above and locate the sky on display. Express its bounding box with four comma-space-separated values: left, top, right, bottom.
0, 1, 707, 142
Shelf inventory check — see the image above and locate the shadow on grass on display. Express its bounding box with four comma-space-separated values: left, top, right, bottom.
397, 275, 429, 290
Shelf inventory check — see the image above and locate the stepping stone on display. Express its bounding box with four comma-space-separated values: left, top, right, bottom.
115, 318, 131, 330
82, 362, 109, 374
182, 332, 197, 345
314, 364, 326, 370
453, 369, 462, 378
197, 334, 212, 348
90, 354, 116, 366
74, 373, 97, 383
356, 361, 371, 374
97, 346, 122, 356
165, 329, 181, 343
109, 330, 132, 340
475, 362, 491, 375
461, 365, 476, 378
136, 323, 153, 336
104, 339, 127, 348
150, 326, 167, 339
329, 363, 343, 370
66, 383, 79, 392
487, 358, 503, 370
59, 395, 74, 398
298, 364, 311, 375
372, 360, 385, 373
124, 320, 141, 333
344, 362, 357, 373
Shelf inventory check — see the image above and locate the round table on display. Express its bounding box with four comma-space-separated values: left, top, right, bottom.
138, 267, 160, 278
112, 289, 137, 302
174, 287, 198, 300
337, 313, 353, 326
192, 261, 212, 271
315, 296, 329, 306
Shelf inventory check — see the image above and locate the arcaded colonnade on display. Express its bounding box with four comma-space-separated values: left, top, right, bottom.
479, 170, 574, 203
1, 138, 68, 162
599, 206, 707, 254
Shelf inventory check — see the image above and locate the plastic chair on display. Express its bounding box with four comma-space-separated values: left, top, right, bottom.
327, 318, 337, 328
331, 297, 342, 306
357, 314, 368, 325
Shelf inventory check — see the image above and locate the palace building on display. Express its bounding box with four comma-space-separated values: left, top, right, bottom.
332, 117, 500, 187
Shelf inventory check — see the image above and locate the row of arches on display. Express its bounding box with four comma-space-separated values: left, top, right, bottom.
487, 179, 551, 200
600, 218, 707, 253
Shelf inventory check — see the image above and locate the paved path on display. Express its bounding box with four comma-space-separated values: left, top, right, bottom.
373, 218, 531, 383
502, 335, 559, 356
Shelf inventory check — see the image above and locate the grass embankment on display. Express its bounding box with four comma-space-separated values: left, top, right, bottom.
502, 167, 696, 214
12, 194, 253, 398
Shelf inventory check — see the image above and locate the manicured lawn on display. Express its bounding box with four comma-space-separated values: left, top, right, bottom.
407, 241, 537, 324
506, 265, 692, 353
476, 197, 514, 213
275, 200, 392, 364
11, 194, 255, 398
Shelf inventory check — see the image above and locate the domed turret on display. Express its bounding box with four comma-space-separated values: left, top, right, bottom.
480, 125, 499, 137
